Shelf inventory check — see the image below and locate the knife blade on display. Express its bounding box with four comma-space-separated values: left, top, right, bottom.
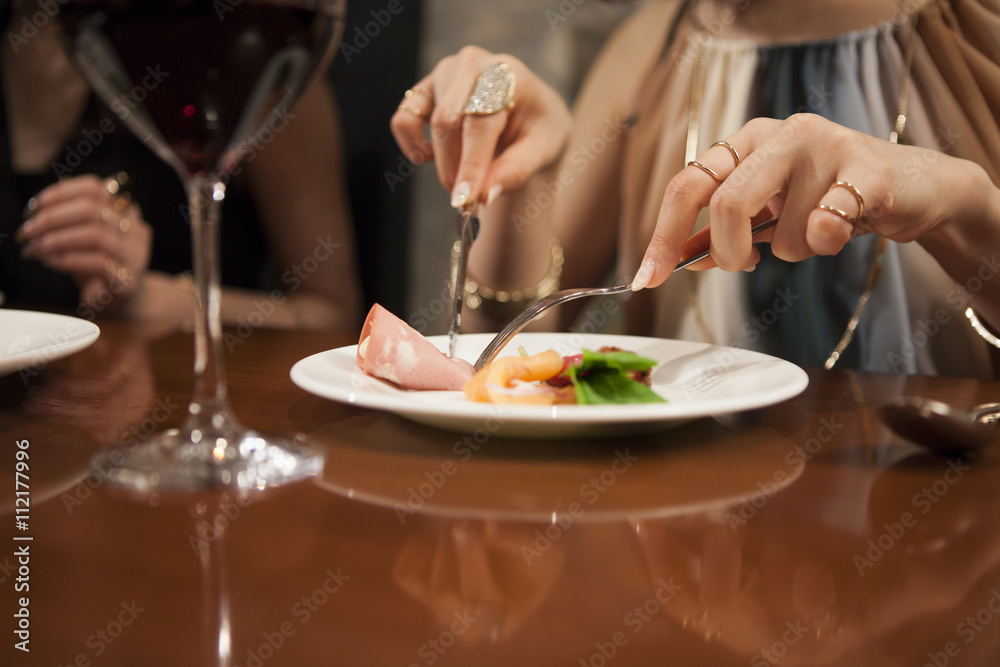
448, 207, 479, 358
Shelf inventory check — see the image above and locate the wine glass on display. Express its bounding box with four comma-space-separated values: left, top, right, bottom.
58, 0, 346, 492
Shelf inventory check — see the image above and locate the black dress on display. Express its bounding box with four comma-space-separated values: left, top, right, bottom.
0, 8, 270, 312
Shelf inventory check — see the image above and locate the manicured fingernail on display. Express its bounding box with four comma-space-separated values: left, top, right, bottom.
743, 263, 757, 273
451, 181, 471, 209
631, 259, 655, 291
15, 221, 32, 243
485, 183, 502, 207
22, 197, 38, 220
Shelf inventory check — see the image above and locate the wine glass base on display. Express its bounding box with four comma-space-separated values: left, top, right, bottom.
91, 427, 325, 494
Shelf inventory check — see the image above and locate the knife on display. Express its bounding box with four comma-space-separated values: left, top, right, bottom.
448, 206, 479, 358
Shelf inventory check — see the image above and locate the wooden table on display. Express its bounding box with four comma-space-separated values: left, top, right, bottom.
2, 318, 999, 666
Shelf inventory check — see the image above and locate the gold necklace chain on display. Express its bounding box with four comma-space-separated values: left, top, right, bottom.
824, 9, 918, 369
682, 7, 920, 368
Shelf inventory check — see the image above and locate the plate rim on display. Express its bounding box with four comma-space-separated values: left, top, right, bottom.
0, 309, 101, 376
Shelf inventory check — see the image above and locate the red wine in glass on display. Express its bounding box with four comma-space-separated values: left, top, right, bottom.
58, 0, 346, 493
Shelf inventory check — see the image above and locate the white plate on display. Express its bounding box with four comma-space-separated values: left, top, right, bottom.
290, 333, 808, 439
0, 310, 101, 378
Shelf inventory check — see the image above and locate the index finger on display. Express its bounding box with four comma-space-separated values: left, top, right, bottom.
34, 174, 108, 208
631, 140, 744, 290
449, 112, 510, 208
389, 77, 436, 165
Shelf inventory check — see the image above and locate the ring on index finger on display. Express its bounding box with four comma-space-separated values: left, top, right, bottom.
406, 86, 432, 101
687, 161, 723, 183
397, 87, 433, 117
463, 63, 516, 115
687, 139, 742, 183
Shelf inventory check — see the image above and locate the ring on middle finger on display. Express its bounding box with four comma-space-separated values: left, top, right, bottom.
710, 140, 741, 168
816, 180, 866, 224
463, 63, 516, 115
102, 206, 131, 234
102, 171, 132, 233
105, 258, 129, 282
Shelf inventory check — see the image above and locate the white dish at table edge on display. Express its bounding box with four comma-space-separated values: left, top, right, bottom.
290, 333, 808, 439
0, 310, 101, 378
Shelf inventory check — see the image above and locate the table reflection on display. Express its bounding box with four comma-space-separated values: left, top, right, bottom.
311, 411, 804, 523
632, 449, 1000, 665
1, 320, 999, 665
393, 518, 566, 644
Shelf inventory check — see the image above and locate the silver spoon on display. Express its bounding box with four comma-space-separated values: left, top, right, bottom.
879, 397, 1000, 454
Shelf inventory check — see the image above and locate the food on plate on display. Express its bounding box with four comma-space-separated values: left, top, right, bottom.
464, 347, 664, 405
464, 350, 575, 405
354, 304, 663, 404
356, 304, 475, 391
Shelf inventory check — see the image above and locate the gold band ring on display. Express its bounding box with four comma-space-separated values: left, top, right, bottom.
464, 63, 516, 115
101, 171, 132, 233
101, 207, 130, 234
816, 203, 857, 224
405, 87, 432, 101
829, 180, 866, 219
397, 104, 423, 117
103, 171, 129, 197
397, 87, 433, 117
687, 160, 723, 183
817, 181, 866, 223
710, 140, 741, 167
104, 258, 129, 282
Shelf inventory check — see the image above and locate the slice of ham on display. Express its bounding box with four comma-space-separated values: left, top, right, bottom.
356, 304, 475, 391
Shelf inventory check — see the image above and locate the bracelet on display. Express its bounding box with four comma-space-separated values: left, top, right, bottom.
965, 305, 1000, 348
450, 238, 563, 312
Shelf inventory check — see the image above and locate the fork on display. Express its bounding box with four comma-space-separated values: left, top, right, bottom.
473, 218, 778, 370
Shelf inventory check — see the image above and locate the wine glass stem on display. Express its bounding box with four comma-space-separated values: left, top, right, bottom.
195, 503, 232, 667
186, 172, 232, 425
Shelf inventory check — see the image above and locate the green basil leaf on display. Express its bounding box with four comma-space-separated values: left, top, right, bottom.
572, 371, 665, 404
577, 348, 658, 374
564, 348, 665, 404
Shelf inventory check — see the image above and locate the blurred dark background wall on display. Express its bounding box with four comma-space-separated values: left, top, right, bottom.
329, 0, 423, 318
